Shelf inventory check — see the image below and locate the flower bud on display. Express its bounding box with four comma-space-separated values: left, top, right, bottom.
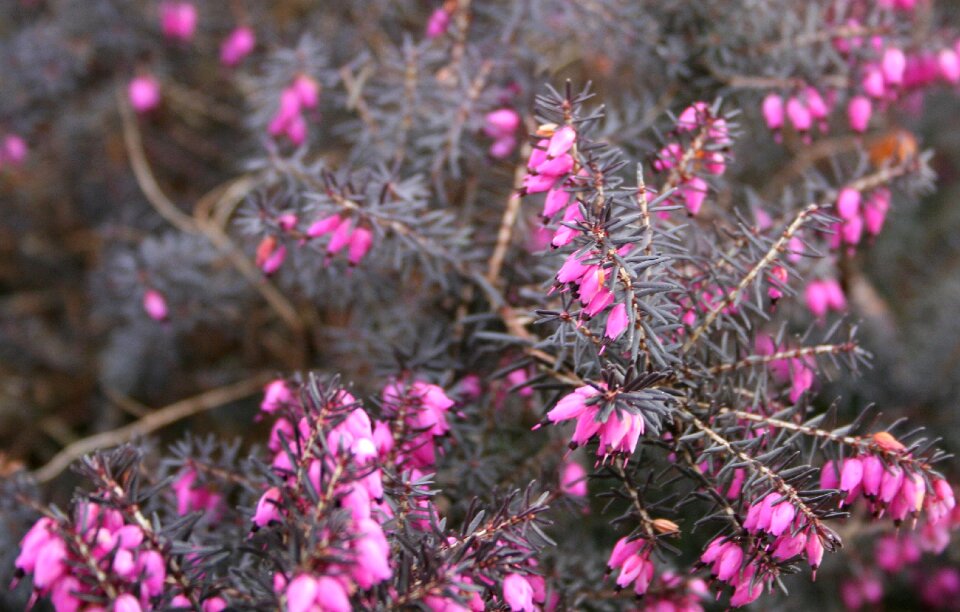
848, 96, 873, 133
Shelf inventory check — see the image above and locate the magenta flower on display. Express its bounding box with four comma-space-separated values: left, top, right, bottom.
604, 302, 629, 340
128, 75, 161, 114
142, 289, 169, 321
160, 2, 197, 42
761, 93, 784, 130
220, 26, 255, 67
502, 573, 535, 612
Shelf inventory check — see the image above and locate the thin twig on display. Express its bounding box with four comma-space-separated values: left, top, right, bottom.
118, 88, 199, 235
709, 342, 860, 374
681, 203, 820, 354
33, 373, 272, 483
485, 142, 532, 286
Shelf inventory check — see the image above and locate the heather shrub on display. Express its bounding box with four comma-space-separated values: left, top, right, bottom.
3, 1, 960, 610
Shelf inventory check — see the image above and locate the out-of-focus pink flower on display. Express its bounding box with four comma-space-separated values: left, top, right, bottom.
2, 134, 28, 166
143, 289, 169, 321
129, 75, 161, 114
848, 96, 873, 133
560, 460, 588, 497
426, 8, 450, 39
762, 93, 784, 130
160, 2, 198, 42
220, 26, 255, 67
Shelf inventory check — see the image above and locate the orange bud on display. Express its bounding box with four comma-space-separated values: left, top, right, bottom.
872, 431, 905, 452
868, 129, 917, 168
255, 235, 278, 268
536, 123, 559, 137
652, 518, 680, 534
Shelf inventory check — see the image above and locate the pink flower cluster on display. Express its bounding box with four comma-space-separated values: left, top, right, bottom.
380, 379, 457, 469
822, 450, 956, 525
306, 213, 374, 267
762, 11, 960, 140
699, 537, 768, 607
608, 537, 654, 595
14, 503, 225, 611
171, 467, 222, 516
652, 102, 730, 216
761, 88, 831, 142
828, 188, 891, 252
483, 108, 521, 159
252, 210, 376, 276
268, 75, 321, 146
543, 385, 644, 457
755, 334, 817, 403
743, 493, 825, 571
159, 2, 197, 43
804, 278, 846, 319
522, 125, 577, 207
255, 382, 394, 607
254, 377, 464, 611
555, 249, 629, 332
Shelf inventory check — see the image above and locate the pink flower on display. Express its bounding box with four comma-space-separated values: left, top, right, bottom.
347, 227, 374, 265
680, 176, 708, 216
484, 109, 521, 139
604, 302, 629, 341
786, 97, 812, 132
220, 26, 255, 67
160, 2, 198, 42
864, 189, 891, 236
560, 460, 588, 496
863, 66, 886, 98
761, 93, 784, 130
286, 575, 318, 612
15, 517, 57, 574
804, 87, 829, 120
546, 126, 577, 158
882, 48, 907, 85
307, 214, 343, 238
426, 8, 450, 39
269, 89, 302, 137
490, 136, 517, 159
789, 358, 814, 402
315, 576, 352, 612
503, 573, 535, 612
2, 134, 28, 165
138, 550, 167, 597
253, 487, 282, 527
128, 76, 161, 113
114, 594, 142, 612
261, 379, 293, 414
551, 204, 583, 248
293, 75, 320, 109
840, 457, 864, 492
842, 214, 864, 246
143, 289, 169, 321
848, 96, 873, 133
677, 102, 708, 131
822, 278, 846, 311
939, 49, 960, 83
255, 236, 286, 275
805, 281, 829, 319
836, 188, 861, 220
